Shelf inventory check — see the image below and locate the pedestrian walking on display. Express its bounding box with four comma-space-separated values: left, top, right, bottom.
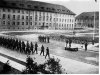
45, 47, 50, 59
40, 45, 44, 56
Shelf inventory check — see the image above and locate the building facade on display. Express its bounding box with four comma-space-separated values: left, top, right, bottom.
0, 0, 75, 31
75, 12, 99, 29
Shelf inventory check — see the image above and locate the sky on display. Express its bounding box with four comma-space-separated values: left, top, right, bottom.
32, 0, 99, 15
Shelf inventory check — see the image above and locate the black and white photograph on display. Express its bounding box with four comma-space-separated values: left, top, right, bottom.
0, 0, 99, 74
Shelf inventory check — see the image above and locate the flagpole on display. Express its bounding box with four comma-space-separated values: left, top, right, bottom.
93, 12, 95, 40
92, 0, 97, 45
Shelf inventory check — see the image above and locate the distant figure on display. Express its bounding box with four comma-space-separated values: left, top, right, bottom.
85, 42, 88, 51
66, 39, 68, 48
33, 42, 38, 54
40, 45, 44, 56
45, 47, 50, 59
69, 39, 72, 48
30, 42, 34, 54
47, 36, 50, 43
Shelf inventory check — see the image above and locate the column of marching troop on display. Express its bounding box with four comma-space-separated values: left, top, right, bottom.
0, 36, 50, 59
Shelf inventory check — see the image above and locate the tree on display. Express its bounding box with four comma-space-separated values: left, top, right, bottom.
44, 57, 65, 74
22, 56, 38, 74
0, 60, 11, 74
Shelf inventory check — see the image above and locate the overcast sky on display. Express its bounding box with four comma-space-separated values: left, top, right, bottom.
33, 0, 99, 15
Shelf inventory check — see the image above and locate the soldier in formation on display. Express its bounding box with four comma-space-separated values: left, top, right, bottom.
33, 42, 38, 54
0, 36, 35, 55
40, 45, 44, 56
38, 35, 50, 43
0, 36, 51, 59
45, 47, 50, 59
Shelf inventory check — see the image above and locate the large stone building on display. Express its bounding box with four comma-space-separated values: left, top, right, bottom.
75, 12, 99, 29
0, 0, 76, 31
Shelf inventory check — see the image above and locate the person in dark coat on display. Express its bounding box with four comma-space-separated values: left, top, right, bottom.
44, 36, 46, 43
30, 42, 34, 54
33, 42, 38, 54
26, 41, 30, 54
47, 36, 50, 43
40, 45, 44, 56
85, 42, 88, 51
45, 47, 50, 59
69, 39, 72, 48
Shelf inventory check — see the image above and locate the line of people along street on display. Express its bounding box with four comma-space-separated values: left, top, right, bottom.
38, 35, 50, 43
0, 36, 50, 58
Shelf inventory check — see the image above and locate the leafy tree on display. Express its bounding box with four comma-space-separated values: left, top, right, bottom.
22, 56, 38, 74
45, 57, 64, 74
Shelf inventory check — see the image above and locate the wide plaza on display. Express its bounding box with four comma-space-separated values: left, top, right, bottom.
0, 28, 99, 74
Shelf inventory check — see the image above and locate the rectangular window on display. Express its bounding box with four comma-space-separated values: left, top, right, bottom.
13, 15, 15, 20
2, 14, 6, 19
26, 22, 28, 25
17, 22, 20, 25
12, 22, 15, 25
30, 22, 32, 25
39, 17, 41, 21
7, 21, 10, 25
22, 16, 24, 20
8, 14, 10, 19
22, 22, 24, 25
26, 16, 28, 20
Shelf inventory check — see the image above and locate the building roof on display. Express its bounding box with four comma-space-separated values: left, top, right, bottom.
76, 12, 99, 19
0, 0, 75, 15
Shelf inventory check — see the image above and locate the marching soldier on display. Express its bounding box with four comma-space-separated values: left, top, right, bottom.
22, 41, 26, 53
26, 41, 30, 54
33, 42, 38, 54
30, 42, 34, 54
40, 45, 44, 56
45, 47, 50, 59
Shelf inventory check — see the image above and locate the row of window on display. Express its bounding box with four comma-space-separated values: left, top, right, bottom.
2, 21, 74, 28
2, 14, 74, 22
